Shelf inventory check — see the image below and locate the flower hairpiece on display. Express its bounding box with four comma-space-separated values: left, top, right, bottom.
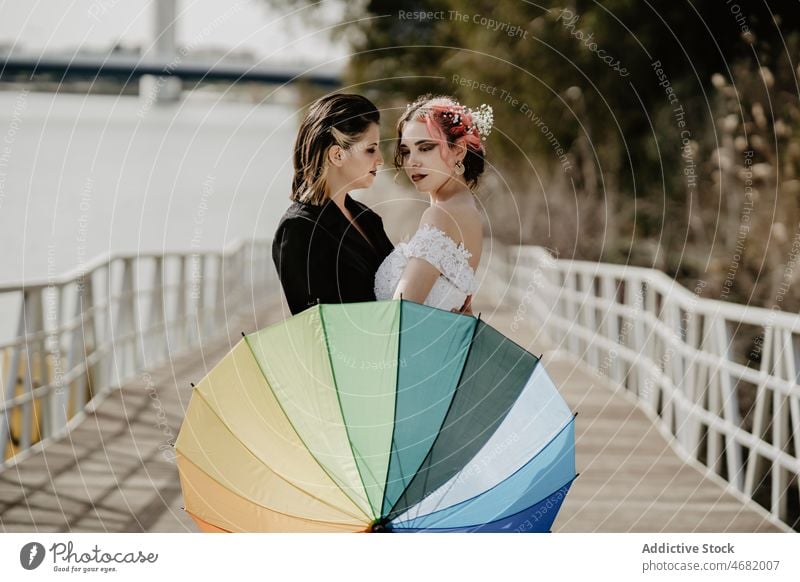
440, 102, 494, 142
470, 104, 494, 140
408, 99, 494, 142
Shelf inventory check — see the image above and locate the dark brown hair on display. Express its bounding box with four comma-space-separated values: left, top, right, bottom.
291, 94, 380, 205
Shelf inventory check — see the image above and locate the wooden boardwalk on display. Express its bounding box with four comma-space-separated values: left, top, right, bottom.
0, 295, 785, 533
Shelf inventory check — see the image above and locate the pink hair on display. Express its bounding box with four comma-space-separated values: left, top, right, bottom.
415, 98, 483, 160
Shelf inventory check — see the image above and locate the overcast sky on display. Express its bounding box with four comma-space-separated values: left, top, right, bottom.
0, 0, 350, 64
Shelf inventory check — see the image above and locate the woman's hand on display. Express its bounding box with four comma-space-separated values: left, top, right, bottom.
452, 294, 473, 315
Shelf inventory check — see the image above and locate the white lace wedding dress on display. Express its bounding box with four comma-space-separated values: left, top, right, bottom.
374, 224, 478, 311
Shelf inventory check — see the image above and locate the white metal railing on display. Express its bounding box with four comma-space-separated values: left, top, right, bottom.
0, 238, 275, 471
491, 243, 800, 529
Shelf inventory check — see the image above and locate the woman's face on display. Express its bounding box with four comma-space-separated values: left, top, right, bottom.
339, 123, 383, 190
398, 119, 457, 193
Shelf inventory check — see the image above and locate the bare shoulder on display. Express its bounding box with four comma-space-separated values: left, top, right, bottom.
419, 199, 483, 266
421, 197, 482, 231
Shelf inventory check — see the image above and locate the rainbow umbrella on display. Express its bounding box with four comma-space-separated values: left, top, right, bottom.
175, 299, 576, 533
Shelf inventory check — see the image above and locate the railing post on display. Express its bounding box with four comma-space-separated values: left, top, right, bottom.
579, 272, 598, 368
1, 292, 28, 459
45, 284, 69, 439
229, 245, 244, 319
214, 254, 225, 328
195, 253, 207, 340
600, 276, 622, 384
565, 270, 578, 355
709, 313, 742, 488
744, 326, 772, 497
624, 278, 645, 397
175, 255, 188, 352
530, 248, 554, 328
643, 281, 657, 368
67, 280, 88, 419
661, 300, 680, 440
86, 272, 106, 401
103, 260, 119, 389
683, 309, 703, 457
21, 288, 45, 451
772, 386, 789, 521
785, 330, 800, 518
770, 328, 795, 521
114, 258, 139, 386
148, 256, 167, 367
640, 281, 661, 411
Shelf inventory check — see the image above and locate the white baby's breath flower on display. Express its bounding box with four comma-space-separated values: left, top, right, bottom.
471, 104, 494, 140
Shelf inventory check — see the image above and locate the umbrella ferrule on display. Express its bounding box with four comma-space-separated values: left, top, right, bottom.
369, 518, 393, 533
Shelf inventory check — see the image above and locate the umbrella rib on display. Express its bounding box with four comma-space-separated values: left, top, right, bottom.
386, 315, 481, 520
380, 298, 404, 518
318, 305, 377, 519
348, 441, 383, 489
242, 334, 373, 521
187, 390, 368, 523
392, 416, 576, 529
178, 451, 367, 529
385, 441, 410, 496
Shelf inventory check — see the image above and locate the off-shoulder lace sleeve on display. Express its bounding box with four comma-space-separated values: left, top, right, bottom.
403, 224, 476, 295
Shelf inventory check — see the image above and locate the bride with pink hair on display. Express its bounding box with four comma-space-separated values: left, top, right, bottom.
374, 95, 493, 315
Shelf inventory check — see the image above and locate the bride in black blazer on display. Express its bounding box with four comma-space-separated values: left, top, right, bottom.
272, 94, 394, 315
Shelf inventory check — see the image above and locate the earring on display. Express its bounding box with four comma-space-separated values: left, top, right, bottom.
454, 160, 465, 176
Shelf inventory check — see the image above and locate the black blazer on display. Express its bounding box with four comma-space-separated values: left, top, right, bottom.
272, 193, 395, 315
